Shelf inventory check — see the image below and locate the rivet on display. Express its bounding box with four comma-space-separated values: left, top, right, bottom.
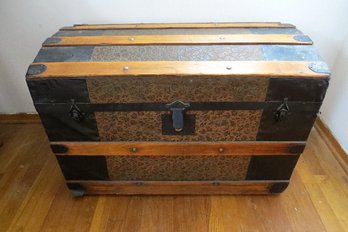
218, 147, 224, 153
219, 36, 226, 40
226, 66, 232, 70
129, 37, 135, 41
131, 147, 137, 152
123, 66, 129, 71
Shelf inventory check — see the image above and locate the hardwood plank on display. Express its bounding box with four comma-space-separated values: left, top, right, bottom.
62, 22, 294, 30
27, 61, 330, 78
278, 171, 327, 231
39, 184, 98, 232
66, 180, 279, 195
315, 117, 348, 174
118, 197, 147, 232
0, 113, 40, 124
0, 125, 50, 231
138, 196, 175, 231
6, 156, 62, 231
93, 196, 131, 232
88, 196, 118, 231
305, 129, 348, 229
173, 196, 210, 232
44, 34, 311, 46
297, 152, 346, 231
51, 141, 305, 156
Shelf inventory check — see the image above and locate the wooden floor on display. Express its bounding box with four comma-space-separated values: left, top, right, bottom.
0, 123, 347, 232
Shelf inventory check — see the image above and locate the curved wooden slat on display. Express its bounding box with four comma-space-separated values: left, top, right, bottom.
27, 61, 330, 78
62, 22, 294, 30
66, 180, 288, 195
51, 141, 305, 156
43, 34, 311, 46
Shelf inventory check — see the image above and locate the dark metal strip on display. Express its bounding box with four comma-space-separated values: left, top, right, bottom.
269, 182, 290, 193
33, 47, 94, 62
37, 107, 100, 141
26, 64, 47, 76
257, 108, 320, 141
56, 155, 109, 180
51, 144, 68, 153
34, 101, 322, 113
246, 155, 300, 180
308, 62, 331, 75
293, 35, 312, 43
27, 79, 91, 103
266, 77, 329, 102
262, 45, 321, 61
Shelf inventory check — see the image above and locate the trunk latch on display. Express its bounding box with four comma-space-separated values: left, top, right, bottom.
166, 100, 190, 132
69, 99, 85, 122
274, 98, 290, 122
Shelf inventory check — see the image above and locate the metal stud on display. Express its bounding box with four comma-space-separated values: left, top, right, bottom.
219, 36, 226, 40
131, 147, 137, 152
123, 66, 129, 71
226, 66, 232, 70
129, 37, 135, 41
218, 147, 224, 153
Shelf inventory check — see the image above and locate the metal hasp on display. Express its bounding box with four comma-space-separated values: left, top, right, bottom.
166, 100, 190, 132
69, 99, 85, 122
274, 98, 290, 122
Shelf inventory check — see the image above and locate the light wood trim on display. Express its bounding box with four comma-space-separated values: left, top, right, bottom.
63, 22, 294, 30
315, 117, 348, 174
0, 113, 41, 124
52, 141, 305, 156
66, 180, 286, 195
28, 61, 329, 78
44, 34, 310, 46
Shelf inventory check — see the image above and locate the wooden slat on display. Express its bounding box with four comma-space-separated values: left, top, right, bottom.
44, 34, 310, 46
54, 33, 308, 45
27, 61, 329, 79
66, 180, 284, 195
51, 141, 305, 156
63, 22, 294, 30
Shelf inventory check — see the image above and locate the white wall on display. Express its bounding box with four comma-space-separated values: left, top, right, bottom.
320, 32, 348, 153
0, 0, 347, 151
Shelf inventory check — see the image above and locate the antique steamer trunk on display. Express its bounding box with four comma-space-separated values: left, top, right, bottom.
26, 22, 330, 196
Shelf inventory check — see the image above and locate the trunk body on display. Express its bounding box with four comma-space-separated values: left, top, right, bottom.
26, 22, 330, 196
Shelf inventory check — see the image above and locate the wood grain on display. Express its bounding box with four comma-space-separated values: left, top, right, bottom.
51, 141, 305, 156
63, 22, 294, 30
66, 180, 280, 195
44, 34, 310, 46
0, 113, 40, 124
27, 61, 330, 78
1, 123, 348, 231
315, 117, 348, 174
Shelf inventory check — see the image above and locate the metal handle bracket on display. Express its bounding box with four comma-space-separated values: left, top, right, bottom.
166, 100, 190, 132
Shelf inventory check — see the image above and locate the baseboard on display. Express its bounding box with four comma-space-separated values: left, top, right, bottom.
315, 117, 348, 173
0, 113, 41, 124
